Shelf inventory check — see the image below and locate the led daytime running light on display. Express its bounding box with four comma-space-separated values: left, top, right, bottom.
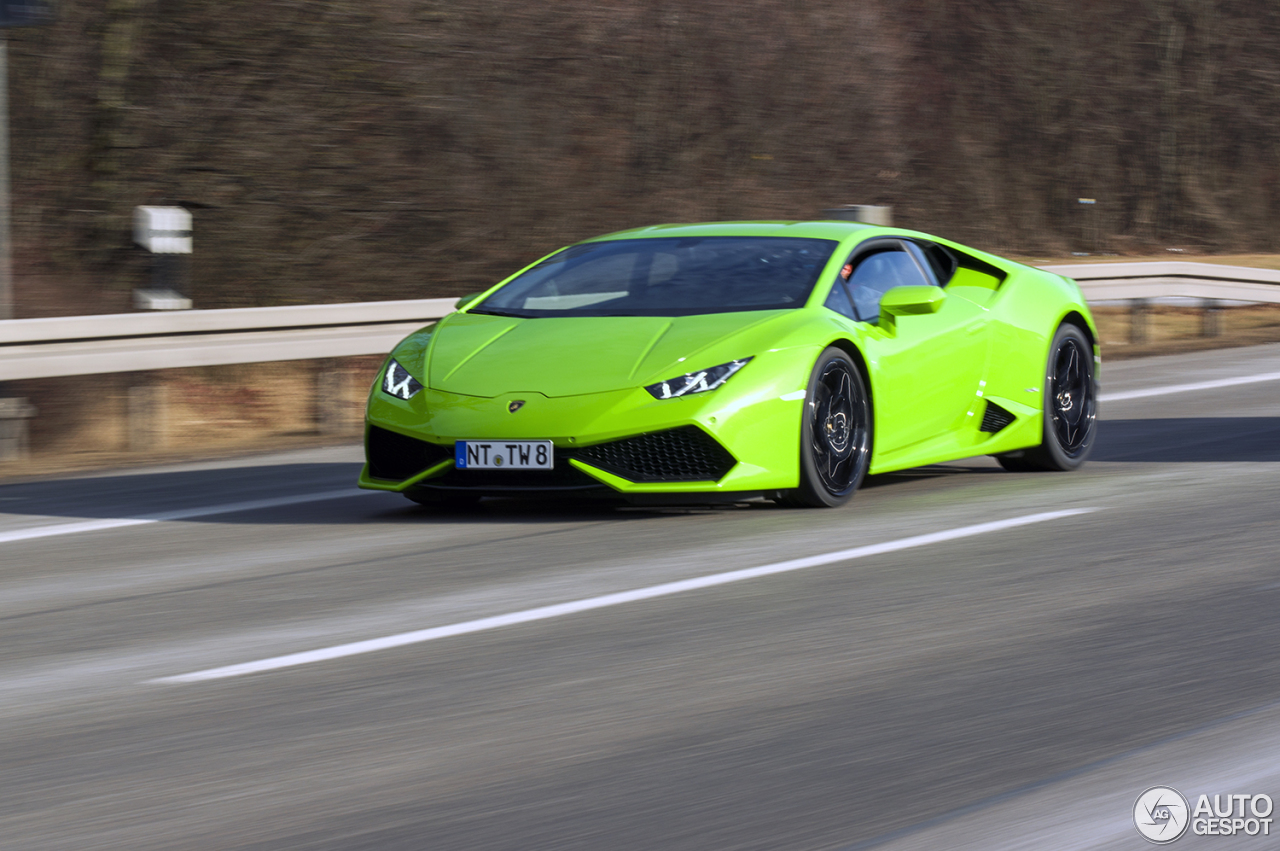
646, 358, 752, 400
382, 359, 423, 400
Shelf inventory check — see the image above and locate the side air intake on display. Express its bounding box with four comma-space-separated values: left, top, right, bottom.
980, 401, 1016, 433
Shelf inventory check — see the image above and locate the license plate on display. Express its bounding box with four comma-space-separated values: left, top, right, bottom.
455, 440, 553, 470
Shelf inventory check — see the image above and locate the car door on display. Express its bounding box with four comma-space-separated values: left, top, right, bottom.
836, 241, 990, 459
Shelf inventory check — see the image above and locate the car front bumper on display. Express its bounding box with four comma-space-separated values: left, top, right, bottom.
357, 348, 815, 497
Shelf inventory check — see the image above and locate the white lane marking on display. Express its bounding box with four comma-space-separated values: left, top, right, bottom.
0, 488, 368, 545
1101, 370, 1280, 402
151, 507, 1095, 684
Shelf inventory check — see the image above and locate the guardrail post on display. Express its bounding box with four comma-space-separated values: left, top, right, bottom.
127, 375, 169, 452
1200, 298, 1222, 337
0, 396, 36, 460
1129, 298, 1149, 345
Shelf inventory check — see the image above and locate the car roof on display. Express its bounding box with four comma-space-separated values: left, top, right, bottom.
581, 220, 885, 243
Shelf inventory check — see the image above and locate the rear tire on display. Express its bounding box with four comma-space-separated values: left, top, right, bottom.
997, 323, 1097, 472
782, 347, 872, 507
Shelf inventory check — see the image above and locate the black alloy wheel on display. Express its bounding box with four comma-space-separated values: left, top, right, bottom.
784, 347, 872, 507
998, 323, 1097, 472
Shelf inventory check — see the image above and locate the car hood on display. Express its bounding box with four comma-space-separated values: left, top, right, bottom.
427, 311, 786, 398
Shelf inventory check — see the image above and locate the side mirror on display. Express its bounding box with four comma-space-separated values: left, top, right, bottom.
454, 292, 483, 311
880, 286, 945, 317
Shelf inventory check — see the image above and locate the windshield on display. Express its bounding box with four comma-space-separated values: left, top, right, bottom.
473, 236, 838, 317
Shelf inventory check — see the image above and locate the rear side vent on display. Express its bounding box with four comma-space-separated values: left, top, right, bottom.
980, 401, 1016, 433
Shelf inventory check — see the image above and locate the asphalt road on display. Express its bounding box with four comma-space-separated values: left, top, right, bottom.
2, 343, 1280, 850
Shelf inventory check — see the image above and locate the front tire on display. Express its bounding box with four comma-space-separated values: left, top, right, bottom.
783, 347, 872, 507
998, 323, 1097, 472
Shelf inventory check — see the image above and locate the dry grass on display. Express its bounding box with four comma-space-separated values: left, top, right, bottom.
0, 357, 382, 482
1093, 304, 1280, 360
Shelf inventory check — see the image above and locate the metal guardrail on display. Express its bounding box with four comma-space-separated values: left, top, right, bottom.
0, 262, 1277, 382
1041, 261, 1280, 305
0, 297, 456, 381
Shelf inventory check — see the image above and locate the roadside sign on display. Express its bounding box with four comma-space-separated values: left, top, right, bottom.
134, 207, 193, 254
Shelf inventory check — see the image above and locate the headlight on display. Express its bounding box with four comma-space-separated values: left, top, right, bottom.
645, 358, 752, 400
381, 358, 423, 400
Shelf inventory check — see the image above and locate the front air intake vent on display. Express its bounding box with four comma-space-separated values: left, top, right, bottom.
366, 426, 452, 481
573, 426, 737, 482
980, 401, 1016, 433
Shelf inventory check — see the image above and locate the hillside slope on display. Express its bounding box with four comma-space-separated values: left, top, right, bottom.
7, 0, 1279, 314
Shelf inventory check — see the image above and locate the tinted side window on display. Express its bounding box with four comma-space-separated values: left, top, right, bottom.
823, 280, 857, 319
847, 248, 931, 322
917, 242, 958, 285
905, 242, 940, 287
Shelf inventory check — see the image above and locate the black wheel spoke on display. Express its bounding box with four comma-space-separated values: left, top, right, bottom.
806, 357, 868, 497
1000, 325, 1097, 474
1048, 336, 1094, 458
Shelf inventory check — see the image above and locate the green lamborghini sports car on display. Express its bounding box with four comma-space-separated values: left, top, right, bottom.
359, 220, 1099, 507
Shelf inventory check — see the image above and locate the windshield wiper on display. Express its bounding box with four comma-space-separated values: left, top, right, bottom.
468, 307, 532, 318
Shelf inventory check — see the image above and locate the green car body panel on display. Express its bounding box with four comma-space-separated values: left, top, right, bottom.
358, 221, 1098, 500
